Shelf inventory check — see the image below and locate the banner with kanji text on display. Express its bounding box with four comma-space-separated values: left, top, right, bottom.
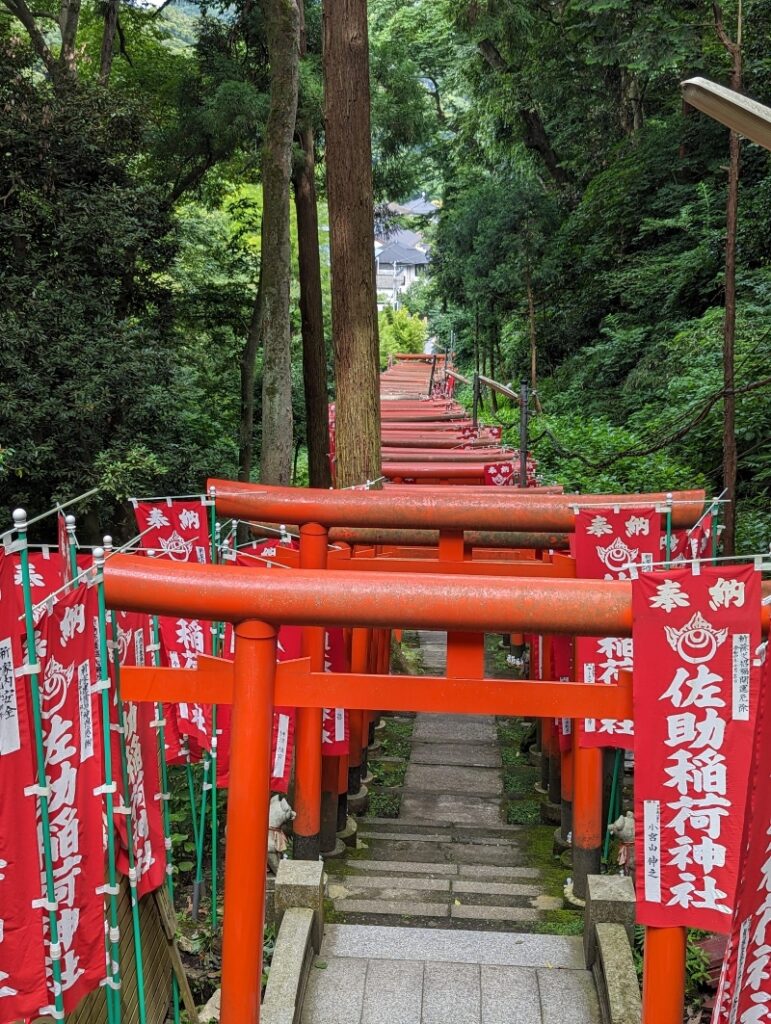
576, 507, 661, 750
711, 641, 770, 1023
632, 565, 761, 932
0, 554, 49, 1022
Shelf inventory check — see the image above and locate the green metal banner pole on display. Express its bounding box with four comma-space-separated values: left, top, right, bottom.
664, 493, 673, 568
209, 493, 220, 932
151, 616, 181, 1024
104, 536, 147, 1024
13, 509, 66, 1022
65, 514, 79, 584
94, 547, 123, 1022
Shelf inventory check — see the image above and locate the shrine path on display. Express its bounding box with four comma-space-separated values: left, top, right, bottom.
300, 632, 601, 1023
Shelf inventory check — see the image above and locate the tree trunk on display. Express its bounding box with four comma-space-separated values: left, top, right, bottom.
59, 0, 82, 76
99, 0, 120, 84
714, 1, 742, 555
323, 0, 381, 489
293, 127, 332, 488
525, 266, 543, 413
239, 271, 263, 484
259, 0, 300, 486
293, 0, 332, 489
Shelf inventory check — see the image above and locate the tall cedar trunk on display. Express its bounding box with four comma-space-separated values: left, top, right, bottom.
238, 271, 263, 484
293, 0, 332, 488
259, 0, 300, 486
323, 0, 381, 489
98, 0, 119, 84
293, 127, 332, 488
714, 2, 741, 555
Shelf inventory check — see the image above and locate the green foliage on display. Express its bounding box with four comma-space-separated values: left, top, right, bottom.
378, 306, 428, 366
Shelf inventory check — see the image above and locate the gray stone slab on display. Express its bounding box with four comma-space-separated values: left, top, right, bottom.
411, 742, 502, 768
368, 840, 451, 864
321, 925, 587, 970
358, 831, 449, 844
412, 714, 497, 745
300, 956, 367, 1024
451, 905, 541, 924
400, 792, 503, 828
452, 880, 543, 898
422, 962, 481, 1024
404, 764, 504, 796
442, 844, 525, 868
458, 866, 541, 881
480, 965, 542, 1024
332, 899, 449, 919
537, 968, 601, 1024
342, 875, 450, 893
361, 959, 423, 1024
348, 860, 458, 877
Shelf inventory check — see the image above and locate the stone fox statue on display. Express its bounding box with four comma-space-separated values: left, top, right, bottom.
608, 811, 635, 878
268, 794, 296, 873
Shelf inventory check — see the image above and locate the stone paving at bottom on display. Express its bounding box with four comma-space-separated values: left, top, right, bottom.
301, 924, 600, 1024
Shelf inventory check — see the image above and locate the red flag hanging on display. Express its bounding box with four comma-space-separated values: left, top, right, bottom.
214, 621, 298, 793
322, 629, 349, 756
111, 611, 166, 897
158, 615, 213, 758
0, 555, 49, 1023
576, 507, 661, 750
551, 634, 574, 752
711, 643, 771, 1023
38, 585, 107, 1013
632, 565, 761, 932
133, 498, 210, 564
483, 462, 516, 487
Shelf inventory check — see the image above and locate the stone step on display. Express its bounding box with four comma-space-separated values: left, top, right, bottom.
403, 763, 503, 796
345, 859, 541, 881
400, 792, 504, 828
410, 741, 502, 768
358, 817, 524, 838
363, 840, 527, 868
320, 923, 588, 968
329, 901, 548, 931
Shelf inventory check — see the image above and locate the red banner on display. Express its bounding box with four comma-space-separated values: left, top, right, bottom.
0, 555, 49, 1022
711, 643, 771, 1023
111, 611, 166, 897
158, 615, 213, 760
632, 565, 761, 931
576, 507, 661, 749
133, 499, 210, 564
215, 621, 299, 793
551, 635, 574, 752
38, 586, 107, 1012
483, 462, 515, 487
322, 629, 349, 755
577, 636, 635, 748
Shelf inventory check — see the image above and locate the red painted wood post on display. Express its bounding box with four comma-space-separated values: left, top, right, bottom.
219, 620, 276, 1024
572, 741, 602, 900
642, 926, 686, 1024
294, 523, 327, 860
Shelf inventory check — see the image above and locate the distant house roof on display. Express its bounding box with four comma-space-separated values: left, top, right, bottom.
376, 242, 430, 267
387, 196, 439, 217
375, 227, 424, 249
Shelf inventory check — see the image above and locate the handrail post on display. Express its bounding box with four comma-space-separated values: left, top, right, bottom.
519, 380, 529, 487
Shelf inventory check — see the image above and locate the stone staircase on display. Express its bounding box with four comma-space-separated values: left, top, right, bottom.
327, 817, 560, 929
325, 632, 561, 931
